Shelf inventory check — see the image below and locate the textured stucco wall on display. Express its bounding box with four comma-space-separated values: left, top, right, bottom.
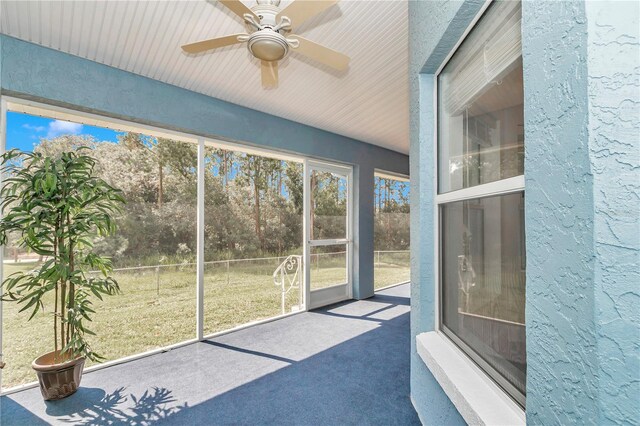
409, 0, 483, 423
522, 1, 599, 423
524, 1, 640, 424
412, 0, 639, 424
586, 2, 640, 424
0, 35, 407, 301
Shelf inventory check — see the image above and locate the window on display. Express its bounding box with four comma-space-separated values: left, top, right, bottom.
437, 1, 526, 407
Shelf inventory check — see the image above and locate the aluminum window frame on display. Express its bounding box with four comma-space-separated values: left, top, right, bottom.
433, 0, 527, 409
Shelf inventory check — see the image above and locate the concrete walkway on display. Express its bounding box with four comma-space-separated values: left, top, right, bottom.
1, 284, 418, 425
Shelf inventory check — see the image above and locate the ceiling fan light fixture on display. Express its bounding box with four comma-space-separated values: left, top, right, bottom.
182, 0, 350, 89
247, 30, 289, 61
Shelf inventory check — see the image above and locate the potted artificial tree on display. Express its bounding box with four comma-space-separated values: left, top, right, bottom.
0, 148, 124, 400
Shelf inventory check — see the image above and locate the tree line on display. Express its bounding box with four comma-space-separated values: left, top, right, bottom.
6, 133, 409, 267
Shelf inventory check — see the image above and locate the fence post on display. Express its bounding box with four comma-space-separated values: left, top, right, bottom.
281, 269, 286, 315
299, 256, 304, 311
226, 260, 230, 286
278, 257, 285, 315
156, 266, 160, 296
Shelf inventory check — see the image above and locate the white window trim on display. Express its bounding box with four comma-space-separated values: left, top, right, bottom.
421, 0, 527, 422
308, 239, 350, 247
417, 332, 525, 425
374, 169, 410, 183
436, 175, 524, 205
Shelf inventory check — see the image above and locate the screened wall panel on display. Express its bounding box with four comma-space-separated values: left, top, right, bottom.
373, 175, 410, 290
1, 112, 197, 389
202, 147, 304, 336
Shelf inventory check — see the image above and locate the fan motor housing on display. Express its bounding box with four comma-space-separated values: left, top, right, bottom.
251, 3, 280, 27
247, 30, 289, 61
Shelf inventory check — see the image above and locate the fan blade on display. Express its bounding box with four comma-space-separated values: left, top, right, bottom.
277, 0, 338, 29
289, 35, 349, 71
261, 61, 279, 89
182, 34, 245, 54
213, 0, 258, 20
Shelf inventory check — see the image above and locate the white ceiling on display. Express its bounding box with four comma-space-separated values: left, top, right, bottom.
0, 0, 409, 154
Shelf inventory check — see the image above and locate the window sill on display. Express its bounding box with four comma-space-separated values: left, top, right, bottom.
416, 331, 525, 426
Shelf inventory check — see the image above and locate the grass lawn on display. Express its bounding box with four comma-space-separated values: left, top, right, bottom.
1, 258, 409, 389
374, 251, 410, 290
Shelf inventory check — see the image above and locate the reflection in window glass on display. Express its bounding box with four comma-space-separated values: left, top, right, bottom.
310, 245, 347, 290
2, 112, 197, 389
438, 0, 524, 193
373, 175, 410, 290
311, 170, 347, 240
441, 192, 526, 397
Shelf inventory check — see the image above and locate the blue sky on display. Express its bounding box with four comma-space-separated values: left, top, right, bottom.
6, 112, 121, 152
7, 111, 408, 200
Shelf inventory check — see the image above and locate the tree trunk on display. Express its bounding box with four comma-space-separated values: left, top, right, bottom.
253, 163, 264, 250
158, 162, 164, 208
222, 151, 227, 190
53, 236, 58, 355
277, 167, 282, 195
58, 216, 66, 353
278, 165, 283, 254
254, 189, 263, 249
60, 278, 66, 350
66, 213, 75, 348
310, 173, 316, 240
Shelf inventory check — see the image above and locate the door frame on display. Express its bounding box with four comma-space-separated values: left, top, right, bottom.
303, 159, 354, 310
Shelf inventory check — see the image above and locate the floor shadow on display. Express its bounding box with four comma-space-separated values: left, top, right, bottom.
0, 397, 49, 426
202, 341, 296, 364
2, 386, 187, 425
322, 293, 411, 309
152, 302, 418, 425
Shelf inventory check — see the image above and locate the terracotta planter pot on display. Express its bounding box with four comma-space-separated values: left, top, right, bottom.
32, 351, 85, 401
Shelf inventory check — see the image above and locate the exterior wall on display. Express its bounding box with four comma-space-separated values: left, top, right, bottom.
0, 35, 408, 301
586, 2, 640, 424
409, 0, 484, 423
522, 2, 598, 422
524, 1, 640, 423
411, 0, 639, 424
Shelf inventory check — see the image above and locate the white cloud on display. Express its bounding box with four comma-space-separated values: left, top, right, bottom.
22, 123, 46, 132
47, 120, 83, 138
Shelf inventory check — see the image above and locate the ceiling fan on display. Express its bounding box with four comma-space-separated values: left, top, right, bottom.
182, 0, 349, 89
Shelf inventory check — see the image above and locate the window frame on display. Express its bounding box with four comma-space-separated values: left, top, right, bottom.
433, 0, 526, 409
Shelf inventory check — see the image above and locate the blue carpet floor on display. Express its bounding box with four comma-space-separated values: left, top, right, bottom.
1, 284, 419, 425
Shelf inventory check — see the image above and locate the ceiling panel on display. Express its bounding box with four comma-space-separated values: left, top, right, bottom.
0, 0, 409, 154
